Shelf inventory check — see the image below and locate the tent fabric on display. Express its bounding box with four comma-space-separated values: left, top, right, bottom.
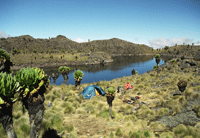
95, 89, 99, 96
125, 83, 133, 90
78, 85, 106, 99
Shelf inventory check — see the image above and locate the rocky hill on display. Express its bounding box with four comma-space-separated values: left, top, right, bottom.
1, 35, 200, 60
0, 35, 154, 55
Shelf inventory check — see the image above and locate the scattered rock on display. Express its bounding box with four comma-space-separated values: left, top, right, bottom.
47, 102, 52, 108
139, 102, 149, 107
157, 111, 200, 128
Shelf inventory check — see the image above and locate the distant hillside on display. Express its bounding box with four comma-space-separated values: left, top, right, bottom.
1, 35, 200, 59
0, 35, 154, 55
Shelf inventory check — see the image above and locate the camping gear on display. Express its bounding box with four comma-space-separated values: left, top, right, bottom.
125, 82, 133, 90
78, 85, 106, 99
130, 96, 140, 101
95, 88, 99, 96
117, 86, 122, 93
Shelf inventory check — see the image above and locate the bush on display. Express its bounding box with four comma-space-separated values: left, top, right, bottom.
164, 46, 169, 50
129, 130, 142, 138
173, 124, 187, 135
64, 105, 74, 114
172, 59, 176, 64
64, 124, 74, 133
115, 128, 123, 137
33, 50, 37, 53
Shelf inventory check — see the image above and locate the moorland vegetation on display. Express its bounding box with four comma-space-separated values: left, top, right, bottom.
0, 35, 200, 138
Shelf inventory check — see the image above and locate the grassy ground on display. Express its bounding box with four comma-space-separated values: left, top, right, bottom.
1, 59, 200, 138
8, 52, 90, 66
8, 50, 160, 66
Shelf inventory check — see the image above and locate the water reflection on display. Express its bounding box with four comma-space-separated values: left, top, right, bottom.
12, 55, 173, 86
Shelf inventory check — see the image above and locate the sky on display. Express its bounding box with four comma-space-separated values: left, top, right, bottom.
0, 0, 200, 49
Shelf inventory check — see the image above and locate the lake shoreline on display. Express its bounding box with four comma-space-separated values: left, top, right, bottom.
10, 59, 114, 71
10, 53, 197, 71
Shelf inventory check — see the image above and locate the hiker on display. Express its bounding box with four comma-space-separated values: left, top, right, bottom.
106, 85, 110, 89
125, 82, 133, 90
117, 86, 122, 93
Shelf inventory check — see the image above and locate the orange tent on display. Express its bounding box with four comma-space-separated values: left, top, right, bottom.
125, 82, 133, 90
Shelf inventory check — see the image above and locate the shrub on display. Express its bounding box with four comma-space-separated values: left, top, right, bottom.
115, 128, 123, 137
64, 105, 74, 114
42, 56, 44, 58
173, 124, 187, 135
129, 130, 142, 138
64, 124, 74, 132
61, 49, 65, 53
33, 50, 37, 53
164, 46, 169, 50
50, 55, 53, 58
41, 50, 44, 53
172, 59, 176, 64
110, 131, 114, 138
157, 108, 169, 116
41, 119, 53, 131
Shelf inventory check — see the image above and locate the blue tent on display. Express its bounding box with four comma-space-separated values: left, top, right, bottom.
78, 85, 106, 99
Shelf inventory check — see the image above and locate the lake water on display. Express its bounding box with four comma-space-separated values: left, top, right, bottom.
38, 55, 172, 86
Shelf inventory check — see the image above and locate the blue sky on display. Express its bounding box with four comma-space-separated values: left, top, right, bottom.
0, 0, 200, 49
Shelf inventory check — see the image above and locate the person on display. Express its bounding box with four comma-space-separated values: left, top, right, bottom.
106, 85, 110, 89
125, 82, 133, 90
117, 86, 122, 93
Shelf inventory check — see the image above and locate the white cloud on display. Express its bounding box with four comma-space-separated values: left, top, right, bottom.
134, 38, 139, 41
73, 38, 87, 43
147, 36, 197, 49
0, 31, 10, 38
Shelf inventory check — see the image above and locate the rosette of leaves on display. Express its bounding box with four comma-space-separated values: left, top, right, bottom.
153, 65, 157, 69
73, 70, 84, 81
0, 72, 21, 105
172, 59, 176, 64
58, 66, 70, 74
106, 87, 115, 97
155, 54, 160, 59
177, 79, 187, 87
15, 67, 50, 98
0, 48, 13, 74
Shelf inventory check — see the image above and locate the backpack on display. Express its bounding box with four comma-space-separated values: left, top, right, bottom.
117, 86, 121, 93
